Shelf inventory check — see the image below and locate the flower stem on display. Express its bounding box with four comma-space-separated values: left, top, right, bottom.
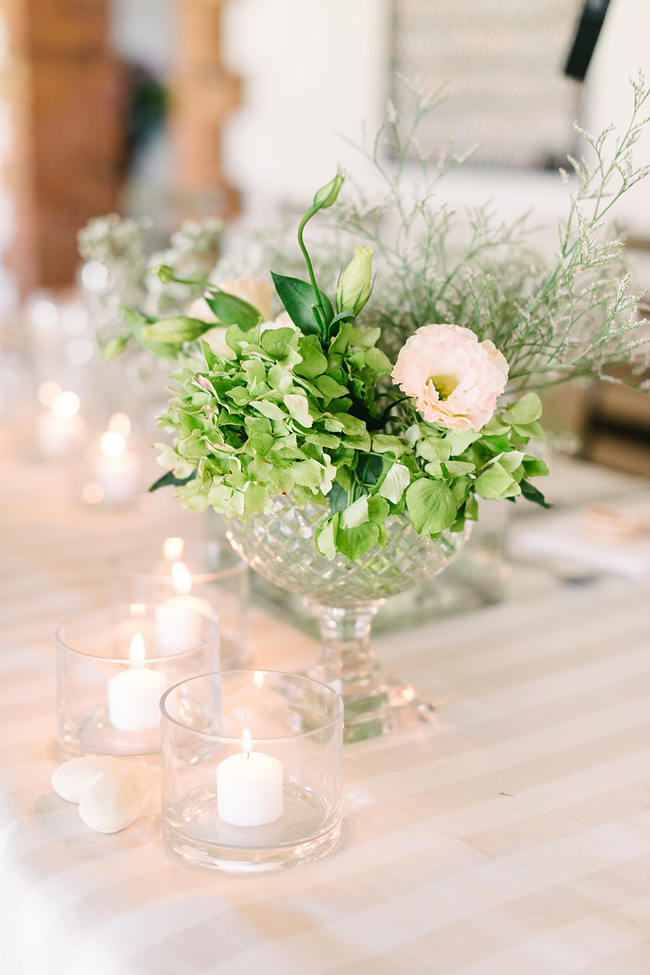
297, 209, 328, 335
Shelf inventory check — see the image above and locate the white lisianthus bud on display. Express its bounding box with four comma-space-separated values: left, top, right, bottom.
335, 246, 374, 315
313, 173, 344, 210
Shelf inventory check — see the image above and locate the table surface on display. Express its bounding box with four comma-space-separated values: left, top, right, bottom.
1, 453, 649, 975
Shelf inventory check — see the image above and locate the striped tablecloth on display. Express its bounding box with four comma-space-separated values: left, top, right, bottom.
1, 456, 650, 974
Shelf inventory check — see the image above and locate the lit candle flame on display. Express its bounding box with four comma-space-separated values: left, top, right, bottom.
129, 632, 145, 666
242, 728, 252, 757
100, 430, 126, 458
171, 560, 192, 595
253, 670, 264, 690
51, 391, 80, 420
163, 536, 184, 562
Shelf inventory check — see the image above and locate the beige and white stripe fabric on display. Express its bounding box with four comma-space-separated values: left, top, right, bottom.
1, 457, 650, 974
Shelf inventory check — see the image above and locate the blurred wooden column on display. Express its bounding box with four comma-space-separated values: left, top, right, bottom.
171, 0, 240, 219
0, 0, 123, 294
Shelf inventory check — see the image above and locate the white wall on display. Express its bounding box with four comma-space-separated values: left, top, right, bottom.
583, 0, 650, 237
221, 0, 391, 220
221, 0, 650, 257
110, 0, 174, 75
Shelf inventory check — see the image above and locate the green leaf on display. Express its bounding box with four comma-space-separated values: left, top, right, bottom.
378, 463, 410, 503
417, 437, 451, 462
316, 515, 339, 560
260, 327, 296, 357
201, 339, 219, 370
225, 324, 254, 353
405, 479, 458, 534
141, 317, 212, 343
474, 462, 519, 500
341, 496, 369, 529
498, 450, 524, 473
357, 453, 383, 486
291, 458, 324, 490
443, 460, 476, 475
372, 434, 407, 456
250, 399, 285, 421
148, 469, 196, 492
465, 494, 479, 520
367, 496, 390, 524
447, 429, 482, 454
504, 392, 542, 425
270, 272, 333, 337
482, 416, 511, 435
328, 482, 349, 515
314, 374, 349, 401
521, 479, 551, 508
243, 483, 269, 516
204, 291, 263, 330
337, 521, 379, 561
513, 420, 546, 440
284, 393, 313, 428
364, 347, 393, 374
295, 335, 328, 377
523, 456, 550, 477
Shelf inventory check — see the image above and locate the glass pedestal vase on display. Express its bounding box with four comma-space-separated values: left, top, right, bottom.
227, 495, 467, 743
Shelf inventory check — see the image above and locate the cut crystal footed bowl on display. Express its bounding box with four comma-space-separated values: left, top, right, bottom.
227, 494, 468, 743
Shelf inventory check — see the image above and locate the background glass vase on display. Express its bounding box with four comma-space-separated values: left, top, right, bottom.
226, 495, 468, 743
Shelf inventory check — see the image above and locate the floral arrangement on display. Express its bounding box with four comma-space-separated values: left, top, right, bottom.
102, 79, 649, 564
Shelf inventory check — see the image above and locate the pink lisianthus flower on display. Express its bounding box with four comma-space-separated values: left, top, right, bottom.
392, 323, 508, 432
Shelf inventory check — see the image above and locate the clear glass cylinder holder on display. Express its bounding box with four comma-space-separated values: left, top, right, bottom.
112, 538, 249, 670
56, 602, 219, 759
161, 670, 343, 872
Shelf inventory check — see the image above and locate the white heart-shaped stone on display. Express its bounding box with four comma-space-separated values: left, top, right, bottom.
51, 757, 123, 803
78, 765, 160, 834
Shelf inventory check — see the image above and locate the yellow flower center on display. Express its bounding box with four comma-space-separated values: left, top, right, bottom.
428, 374, 458, 401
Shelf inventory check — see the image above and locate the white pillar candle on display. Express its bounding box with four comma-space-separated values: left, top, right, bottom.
217, 729, 284, 827
36, 390, 84, 459
107, 633, 165, 732
93, 430, 138, 504
155, 560, 214, 650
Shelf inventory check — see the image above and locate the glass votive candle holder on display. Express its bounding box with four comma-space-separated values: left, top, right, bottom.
113, 538, 249, 669
161, 671, 343, 872
56, 602, 219, 759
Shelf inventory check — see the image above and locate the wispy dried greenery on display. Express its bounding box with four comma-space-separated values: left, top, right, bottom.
333, 76, 650, 391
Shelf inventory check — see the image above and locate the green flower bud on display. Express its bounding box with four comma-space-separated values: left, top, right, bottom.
152, 264, 175, 283
312, 173, 344, 210
101, 334, 129, 360
141, 317, 209, 343
335, 246, 374, 315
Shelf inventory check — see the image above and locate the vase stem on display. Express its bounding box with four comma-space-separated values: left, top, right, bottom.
309, 602, 381, 690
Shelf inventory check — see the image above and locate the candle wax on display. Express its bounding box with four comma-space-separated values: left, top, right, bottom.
107, 666, 166, 731
155, 595, 214, 652
93, 450, 138, 504
217, 749, 284, 827
36, 411, 83, 459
